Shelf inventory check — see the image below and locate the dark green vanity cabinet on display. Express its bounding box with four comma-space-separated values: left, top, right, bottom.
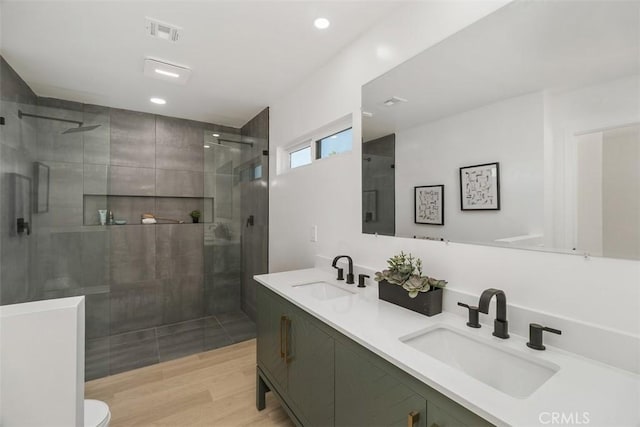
257, 285, 335, 426
335, 342, 427, 427
256, 285, 493, 427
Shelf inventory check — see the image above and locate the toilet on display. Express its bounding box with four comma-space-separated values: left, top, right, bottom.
84, 399, 111, 427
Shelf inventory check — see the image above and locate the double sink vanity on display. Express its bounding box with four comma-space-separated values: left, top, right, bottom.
254, 266, 639, 426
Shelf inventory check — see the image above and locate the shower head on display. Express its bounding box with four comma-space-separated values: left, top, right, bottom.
18, 110, 101, 135
62, 124, 101, 134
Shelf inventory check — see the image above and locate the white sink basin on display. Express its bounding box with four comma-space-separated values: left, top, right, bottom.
291, 281, 355, 301
400, 325, 559, 398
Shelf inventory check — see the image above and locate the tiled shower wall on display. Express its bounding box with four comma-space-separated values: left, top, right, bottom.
240, 108, 269, 321
0, 56, 266, 380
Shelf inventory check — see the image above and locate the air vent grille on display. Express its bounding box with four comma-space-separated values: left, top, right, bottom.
145, 18, 181, 42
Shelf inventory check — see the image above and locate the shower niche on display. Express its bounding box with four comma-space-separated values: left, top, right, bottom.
82, 194, 214, 226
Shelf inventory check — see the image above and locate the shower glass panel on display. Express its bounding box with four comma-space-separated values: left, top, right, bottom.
0, 92, 113, 382
203, 131, 244, 315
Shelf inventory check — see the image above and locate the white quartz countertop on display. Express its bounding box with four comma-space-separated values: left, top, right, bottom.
254, 268, 640, 427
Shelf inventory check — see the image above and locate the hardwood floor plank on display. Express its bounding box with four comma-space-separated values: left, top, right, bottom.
85, 339, 294, 427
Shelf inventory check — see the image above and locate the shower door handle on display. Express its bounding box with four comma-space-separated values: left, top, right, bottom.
17, 218, 30, 235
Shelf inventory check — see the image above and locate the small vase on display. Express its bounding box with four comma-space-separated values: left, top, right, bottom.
378, 279, 443, 316
192, 217, 199, 223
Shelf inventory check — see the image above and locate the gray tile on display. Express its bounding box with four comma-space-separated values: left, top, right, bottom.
109, 225, 156, 285
204, 317, 233, 351
47, 161, 84, 226
156, 116, 204, 172
1, 57, 37, 104
109, 283, 162, 334
156, 318, 204, 337
82, 230, 109, 288
44, 231, 83, 291
157, 326, 204, 362
85, 337, 110, 381
83, 105, 111, 165
155, 198, 204, 224
156, 224, 203, 279
217, 311, 256, 343
212, 240, 241, 274
110, 109, 155, 168
84, 164, 109, 195
85, 292, 110, 339
156, 169, 203, 197
35, 106, 84, 163
162, 275, 204, 324
109, 329, 159, 374
204, 273, 241, 316
108, 165, 155, 196
214, 172, 234, 219
216, 311, 251, 325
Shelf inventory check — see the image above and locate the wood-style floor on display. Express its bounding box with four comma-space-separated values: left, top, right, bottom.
85, 339, 294, 427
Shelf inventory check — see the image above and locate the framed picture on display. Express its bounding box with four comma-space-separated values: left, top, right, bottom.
414, 185, 444, 225
459, 162, 500, 210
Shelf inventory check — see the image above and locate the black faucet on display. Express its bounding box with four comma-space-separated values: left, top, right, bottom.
332, 255, 354, 284
527, 323, 561, 350
478, 288, 509, 339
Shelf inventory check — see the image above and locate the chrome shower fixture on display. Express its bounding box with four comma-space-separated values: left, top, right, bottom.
18, 110, 101, 134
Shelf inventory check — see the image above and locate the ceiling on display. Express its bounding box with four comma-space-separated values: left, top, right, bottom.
0, 1, 402, 128
362, 0, 640, 141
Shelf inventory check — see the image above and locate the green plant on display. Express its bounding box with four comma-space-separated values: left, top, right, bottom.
374, 251, 447, 298
190, 210, 201, 219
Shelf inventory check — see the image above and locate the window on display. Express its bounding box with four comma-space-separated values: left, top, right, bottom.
279, 116, 352, 175
316, 128, 352, 159
289, 145, 312, 169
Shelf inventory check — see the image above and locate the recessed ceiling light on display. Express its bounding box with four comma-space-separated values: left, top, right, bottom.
212, 133, 220, 137
314, 17, 330, 30
144, 59, 191, 85
150, 97, 166, 105
204, 144, 211, 148
155, 69, 180, 78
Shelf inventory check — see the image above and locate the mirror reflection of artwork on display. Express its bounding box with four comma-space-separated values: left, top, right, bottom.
361, 0, 640, 259
414, 185, 444, 225
460, 163, 500, 210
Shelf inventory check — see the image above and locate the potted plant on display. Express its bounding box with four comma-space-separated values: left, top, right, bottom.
374, 252, 447, 316
189, 210, 201, 223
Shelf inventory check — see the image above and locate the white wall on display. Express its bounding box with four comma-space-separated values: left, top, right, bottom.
269, 0, 640, 357
395, 91, 544, 242
0, 297, 84, 427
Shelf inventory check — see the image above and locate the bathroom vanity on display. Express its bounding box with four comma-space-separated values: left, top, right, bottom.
255, 269, 639, 427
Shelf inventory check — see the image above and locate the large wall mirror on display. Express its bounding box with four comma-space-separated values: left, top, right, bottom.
362, 0, 640, 260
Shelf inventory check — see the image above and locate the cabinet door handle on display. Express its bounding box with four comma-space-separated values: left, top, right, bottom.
284, 317, 292, 365
408, 411, 420, 427
279, 315, 286, 359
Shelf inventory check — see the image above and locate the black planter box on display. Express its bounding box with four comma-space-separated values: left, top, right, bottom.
378, 279, 443, 317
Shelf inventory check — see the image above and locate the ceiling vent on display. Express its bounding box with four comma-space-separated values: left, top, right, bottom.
145, 18, 181, 42
383, 96, 408, 107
